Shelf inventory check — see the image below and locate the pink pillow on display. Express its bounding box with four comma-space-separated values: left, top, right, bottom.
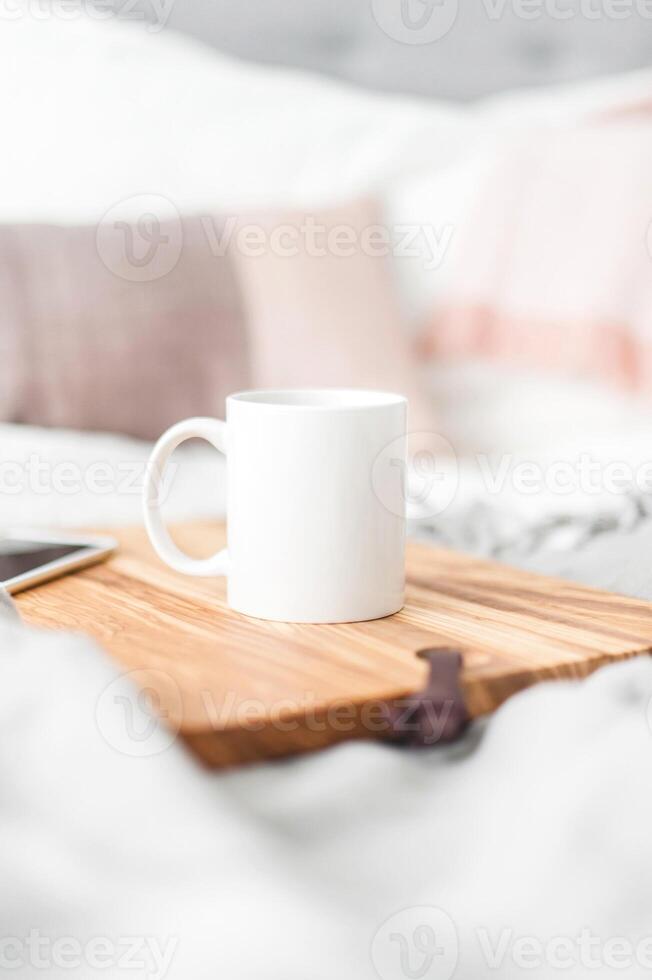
419, 115, 652, 393
0, 216, 249, 439
231, 198, 436, 433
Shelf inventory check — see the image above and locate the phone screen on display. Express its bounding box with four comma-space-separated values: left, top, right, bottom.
0, 540, 85, 582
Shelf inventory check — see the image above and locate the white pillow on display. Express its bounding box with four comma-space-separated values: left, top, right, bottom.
0, 14, 469, 223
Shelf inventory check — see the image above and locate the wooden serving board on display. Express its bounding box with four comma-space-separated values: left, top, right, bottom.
16, 522, 652, 767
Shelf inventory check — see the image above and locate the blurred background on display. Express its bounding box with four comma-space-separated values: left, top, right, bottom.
1, 0, 651, 525
106, 0, 652, 98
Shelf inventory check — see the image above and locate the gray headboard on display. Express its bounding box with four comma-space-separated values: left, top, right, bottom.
156, 0, 652, 100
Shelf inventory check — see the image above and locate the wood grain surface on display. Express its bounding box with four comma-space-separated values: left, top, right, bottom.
15, 522, 652, 767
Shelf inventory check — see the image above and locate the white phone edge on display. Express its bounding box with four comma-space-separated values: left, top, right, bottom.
1, 529, 118, 595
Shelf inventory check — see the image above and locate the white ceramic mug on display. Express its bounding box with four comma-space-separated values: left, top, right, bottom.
143, 388, 407, 623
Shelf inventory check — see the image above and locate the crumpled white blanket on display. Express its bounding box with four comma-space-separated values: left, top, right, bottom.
3, 614, 652, 979
3, 420, 652, 978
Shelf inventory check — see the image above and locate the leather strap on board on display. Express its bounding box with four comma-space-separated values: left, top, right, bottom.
382, 648, 469, 746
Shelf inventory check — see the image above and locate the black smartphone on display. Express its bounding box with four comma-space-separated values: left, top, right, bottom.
0, 531, 117, 594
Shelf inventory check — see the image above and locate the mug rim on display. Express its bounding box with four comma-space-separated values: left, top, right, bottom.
227, 388, 407, 411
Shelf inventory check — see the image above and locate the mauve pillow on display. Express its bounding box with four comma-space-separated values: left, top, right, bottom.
0, 216, 249, 439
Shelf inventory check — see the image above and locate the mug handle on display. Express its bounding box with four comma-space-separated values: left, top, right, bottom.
143, 417, 229, 576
